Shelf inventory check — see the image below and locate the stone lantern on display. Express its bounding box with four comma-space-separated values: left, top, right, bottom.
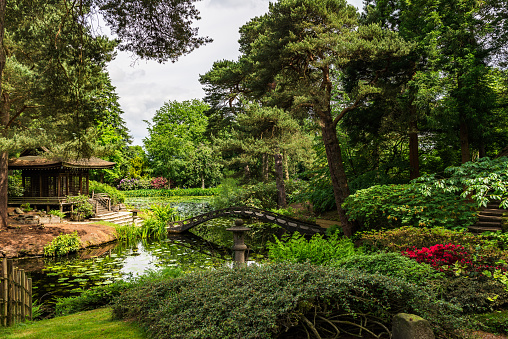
226, 219, 251, 264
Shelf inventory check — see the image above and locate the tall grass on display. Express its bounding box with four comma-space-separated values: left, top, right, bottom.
114, 204, 186, 242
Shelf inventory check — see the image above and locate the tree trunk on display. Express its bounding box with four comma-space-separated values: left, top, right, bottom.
274, 152, 287, 209
409, 119, 419, 180
460, 118, 470, 163
0, 0, 7, 229
319, 115, 354, 237
201, 174, 205, 189
283, 151, 289, 181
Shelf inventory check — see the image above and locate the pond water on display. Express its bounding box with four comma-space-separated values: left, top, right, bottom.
12, 197, 277, 313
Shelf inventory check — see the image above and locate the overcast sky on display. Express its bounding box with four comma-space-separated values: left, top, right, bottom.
107, 0, 364, 146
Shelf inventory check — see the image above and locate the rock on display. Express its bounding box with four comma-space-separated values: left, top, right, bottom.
24, 215, 40, 225
8, 212, 16, 217
118, 204, 126, 210
393, 313, 435, 339
14, 208, 24, 214
112, 205, 120, 212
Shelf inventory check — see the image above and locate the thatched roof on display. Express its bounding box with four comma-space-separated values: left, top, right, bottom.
8, 148, 115, 170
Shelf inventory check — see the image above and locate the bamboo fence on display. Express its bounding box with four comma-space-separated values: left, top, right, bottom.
0, 256, 32, 326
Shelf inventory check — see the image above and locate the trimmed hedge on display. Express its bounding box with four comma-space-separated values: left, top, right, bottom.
112, 263, 463, 338
123, 187, 219, 197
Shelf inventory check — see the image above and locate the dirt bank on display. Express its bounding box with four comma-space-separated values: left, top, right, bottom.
0, 210, 117, 258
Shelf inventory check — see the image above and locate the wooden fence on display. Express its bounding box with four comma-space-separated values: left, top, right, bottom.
0, 257, 32, 326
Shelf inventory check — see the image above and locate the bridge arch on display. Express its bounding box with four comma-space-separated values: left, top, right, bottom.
167, 206, 326, 235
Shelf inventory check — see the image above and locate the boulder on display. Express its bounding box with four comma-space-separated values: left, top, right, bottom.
14, 208, 24, 214
392, 313, 435, 339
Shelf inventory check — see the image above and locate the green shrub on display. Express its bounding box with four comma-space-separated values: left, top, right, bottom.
90, 180, 126, 204
44, 231, 81, 256
8, 173, 24, 197
112, 263, 463, 338
332, 252, 441, 285
439, 276, 508, 314
267, 232, 360, 265
66, 195, 94, 219
359, 226, 505, 262
471, 310, 508, 334
49, 210, 66, 219
342, 183, 477, 231
20, 202, 32, 212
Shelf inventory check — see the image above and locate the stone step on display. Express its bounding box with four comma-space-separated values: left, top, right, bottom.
479, 215, 503, 222
474, 221, 503, 228
481, 209, 506, 216
468, 225, 502, 233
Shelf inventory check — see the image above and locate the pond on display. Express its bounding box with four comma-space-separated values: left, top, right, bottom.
12, 197, 279, 314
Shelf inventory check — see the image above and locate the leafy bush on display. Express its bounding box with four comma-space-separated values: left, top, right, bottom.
112, 263, 463, 338
89, 180, 125, 204
150, 177, 169, 189
123, 187, 218, 197
44, 231, 81, 256
67, 195, 94, 219
342, 183, 477, 231
414, 156, 508, 208
49, 210, 66, 219
20, 202, 32, 212
117, 177, 151, 191
402, 244, 505, 276
7, 173, 24, 197
471, 310, 508, 334
332, 252, 440, 285
359, 227, 505, 262
267, 232, 360, 265
439, 276, 508, 314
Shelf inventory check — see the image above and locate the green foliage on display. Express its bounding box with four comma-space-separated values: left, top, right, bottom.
359, 226, 505, 261
7, 172, 24, 197
44, 231, 81, 257
66, 195, 94, 219
212, 179, 308, 210
414, 157, 508, 208
49, 210, 66, 219
123, 187, 218, 197
112, 263, 463, 338
144, 99, 214, 187
55, 281, 130, 316
471, 310, 508, 334
89, 180, 125, 205
267, 232, 360, 265
20, 203, 32, 212
439, 276, 508, 314
343, 183, 477, 231
332, 252, 441, 286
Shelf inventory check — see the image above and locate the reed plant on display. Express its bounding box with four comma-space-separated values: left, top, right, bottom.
114, 204, 185, 242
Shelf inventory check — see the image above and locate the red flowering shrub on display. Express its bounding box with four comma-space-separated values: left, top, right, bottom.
150, 177, 169, 189
402, 243, 505, 276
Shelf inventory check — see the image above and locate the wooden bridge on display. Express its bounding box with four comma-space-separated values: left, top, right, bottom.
167, 206, 326, 235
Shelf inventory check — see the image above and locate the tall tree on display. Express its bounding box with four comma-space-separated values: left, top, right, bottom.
0, 0, 210, 228
236, 0, 411, 236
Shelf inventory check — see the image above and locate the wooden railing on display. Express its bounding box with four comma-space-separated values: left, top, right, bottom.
167, 206, 326, 235
1, 257, 32, 327
91, 192, 111, 216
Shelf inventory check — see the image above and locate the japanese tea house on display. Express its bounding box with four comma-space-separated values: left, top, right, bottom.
8, 148, 115, 211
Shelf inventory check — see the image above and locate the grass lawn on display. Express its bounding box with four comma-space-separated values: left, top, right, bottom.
0, 308, 146, 339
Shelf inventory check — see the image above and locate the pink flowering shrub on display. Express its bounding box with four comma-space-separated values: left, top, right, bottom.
150, 177, 169, 189
402, 243, 505, 276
